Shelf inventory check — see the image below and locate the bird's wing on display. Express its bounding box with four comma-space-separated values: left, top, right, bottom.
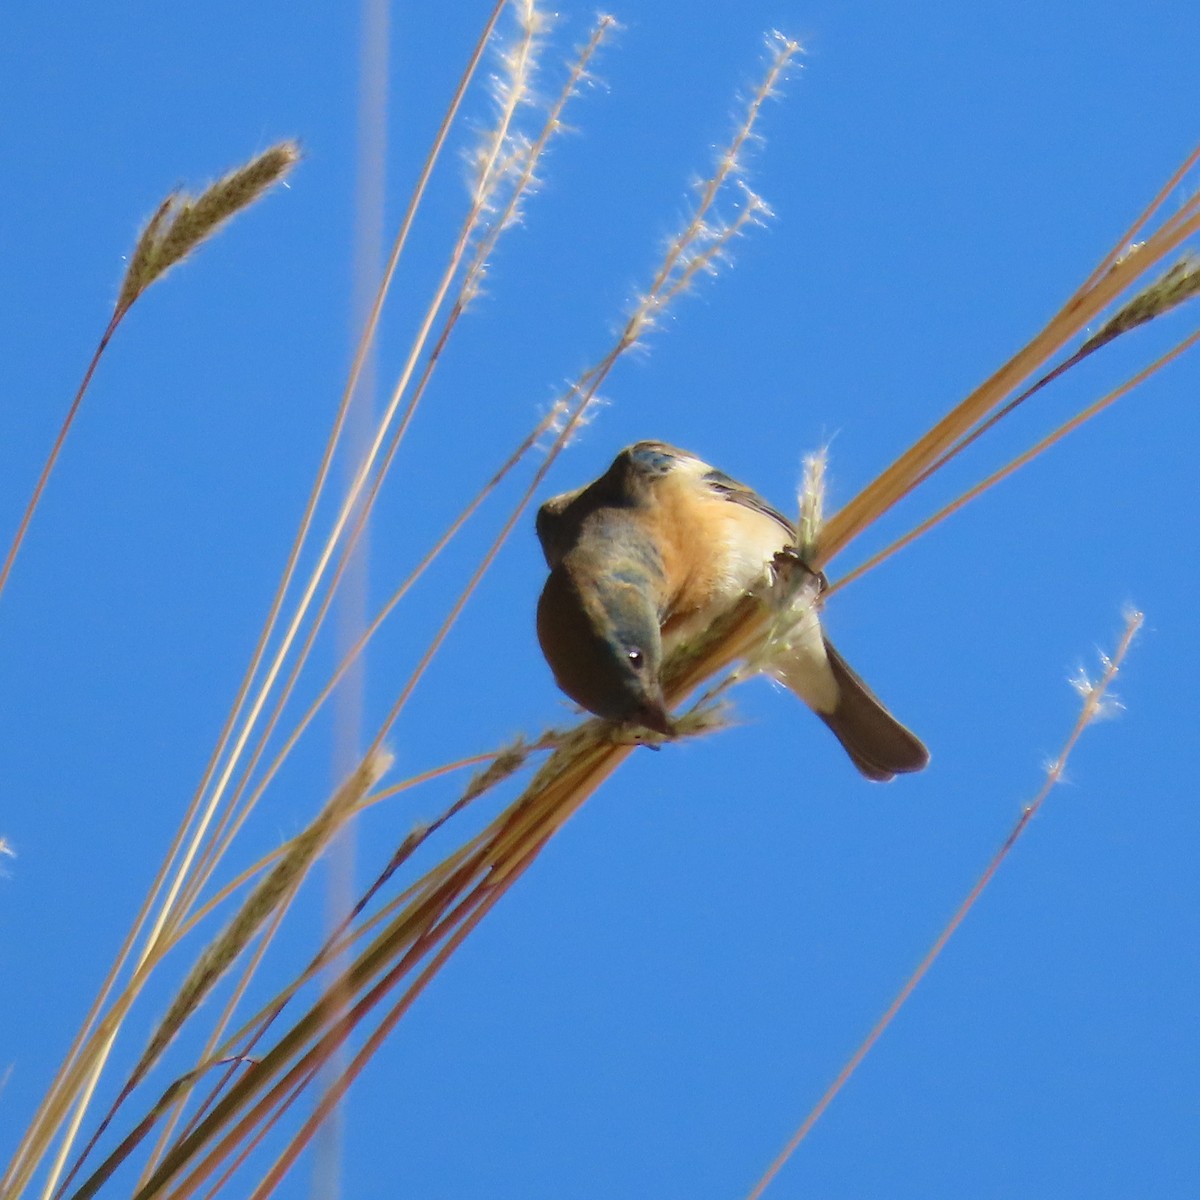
700, 466, 796, 541
628, 441, 795, 536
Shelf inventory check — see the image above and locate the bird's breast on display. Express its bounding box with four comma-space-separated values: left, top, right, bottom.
653, 472, 790, 646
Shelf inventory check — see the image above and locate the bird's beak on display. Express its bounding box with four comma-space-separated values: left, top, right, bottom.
632, 694, 673, 736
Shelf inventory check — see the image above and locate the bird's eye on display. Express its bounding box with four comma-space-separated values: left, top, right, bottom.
627, 649, 645, 669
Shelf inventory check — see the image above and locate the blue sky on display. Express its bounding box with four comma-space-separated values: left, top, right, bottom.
2, 2, 1198, 1197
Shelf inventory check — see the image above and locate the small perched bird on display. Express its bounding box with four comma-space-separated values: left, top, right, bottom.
535, 441, 928, 781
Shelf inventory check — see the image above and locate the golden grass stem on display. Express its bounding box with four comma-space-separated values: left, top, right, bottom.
159, 0, 561, 955
145, 753, 390, 1084
663, 34, 794, 296
744, 611, 1143, 1200
815, 145, 1200, 568
1, 142, 298, 621
69, 851, 473, 1200
14, 146, 300, 1200
255, 805, 600, 1198
0, 319, 141, 1200
243, 880, 514, 1200
15, 26, 513, 1195
1073, 145, 1200, 297
204, 838, 485, 1079
83, 728, 624, 1200
125, 862, 493, 1200
469, 0, 543, 211
149, 0, 507, 955
243, 0, 541, 695
149, 737, 550, 1124
831, 328, 1200, 598
899, 346, 1087, 507
51, 756, 389, 1200
460, 14, 617, 307
172, 18, 613, 916
55, 902, 286, 1200
908, 251, 1200, 514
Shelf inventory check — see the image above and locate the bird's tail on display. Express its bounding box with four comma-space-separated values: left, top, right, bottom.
775, 637, 929, 782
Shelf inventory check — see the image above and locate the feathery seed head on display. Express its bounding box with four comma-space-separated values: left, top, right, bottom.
798, 447, 828, 558
116, 141, 300, 313
1082, 254, 1200, 354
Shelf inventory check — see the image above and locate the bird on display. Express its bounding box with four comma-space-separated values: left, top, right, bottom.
534, 440, 928, 781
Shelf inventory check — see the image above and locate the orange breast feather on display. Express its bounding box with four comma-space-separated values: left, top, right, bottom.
654, 469, 790, 644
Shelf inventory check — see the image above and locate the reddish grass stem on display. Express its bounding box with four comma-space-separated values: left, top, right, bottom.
0, 310, 124, 604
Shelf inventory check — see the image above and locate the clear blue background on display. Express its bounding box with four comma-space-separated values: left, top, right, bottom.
1, 2, 1197, 1197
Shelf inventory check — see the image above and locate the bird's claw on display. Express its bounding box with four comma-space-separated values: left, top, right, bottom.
771, 546, 827, 601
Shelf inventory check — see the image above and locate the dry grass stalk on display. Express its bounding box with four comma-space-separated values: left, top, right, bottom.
832, 325, 1200, 597
155, 0, 509, 1008
12, 7, 600, 1190
745, 610, 1143, 1199
24, 11, 522, 1189
0, 143, 297, 613
160, 743, 516, 954
0, 143, 301, 1200
153, 734, 556, 1145
150, 2, 604, 963
134, 689, 731, 1200
138, 750, 391, 1086
116, 144, 300, 313
93, 704, 723, 1195
1080, 253, 1200, 353
176, 13, 620, 894
816, 177, 1200, 567
52, 752, 390, 1200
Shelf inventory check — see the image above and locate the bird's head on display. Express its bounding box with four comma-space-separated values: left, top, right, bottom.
536, 564, 671, 735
